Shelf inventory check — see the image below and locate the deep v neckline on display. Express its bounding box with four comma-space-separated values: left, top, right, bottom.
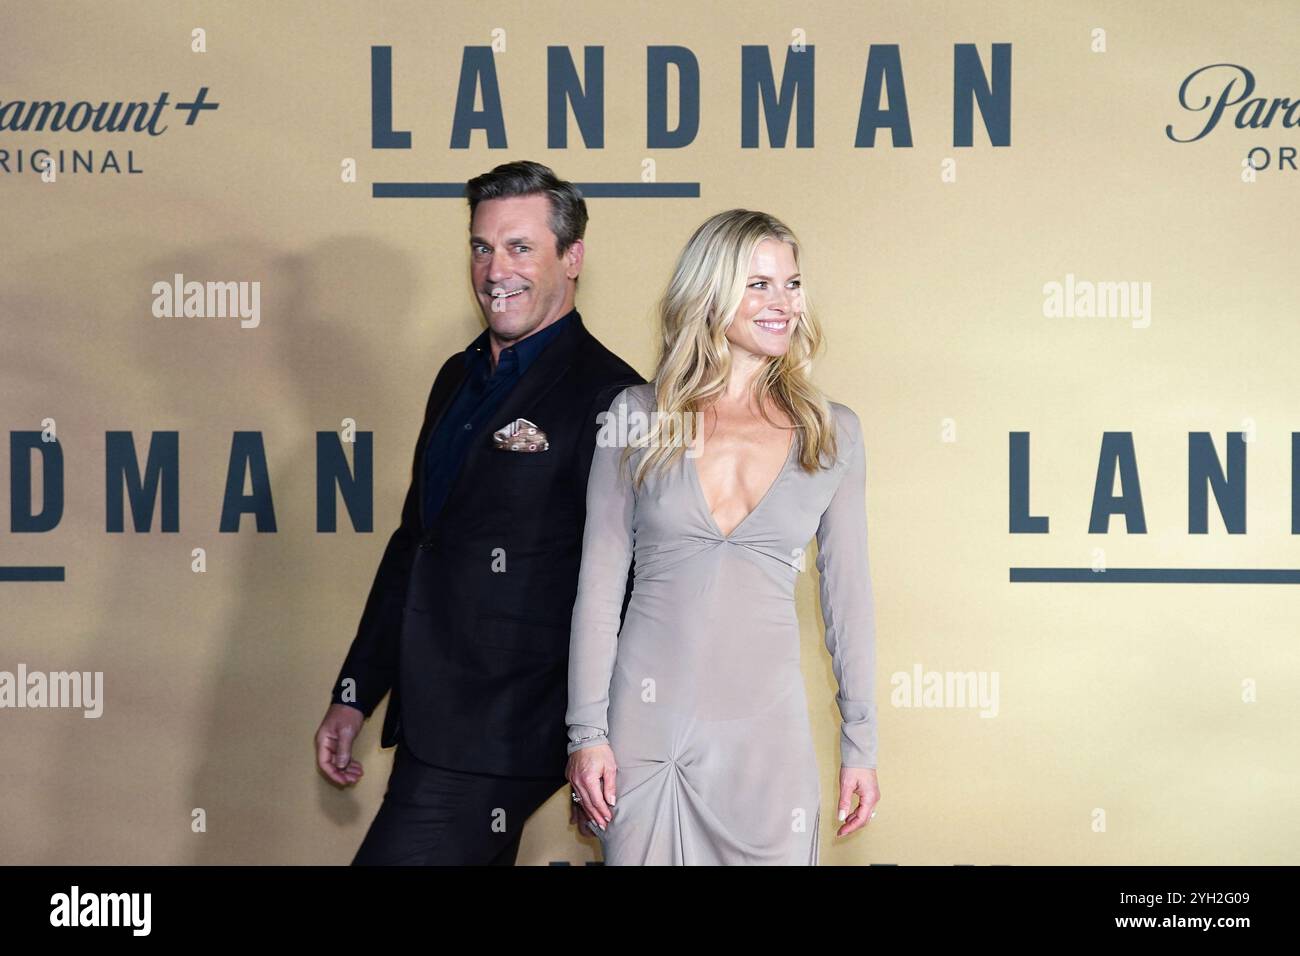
687, 426, 797, 540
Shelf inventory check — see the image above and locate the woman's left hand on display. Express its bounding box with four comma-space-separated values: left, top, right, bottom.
836, 766, 880, 836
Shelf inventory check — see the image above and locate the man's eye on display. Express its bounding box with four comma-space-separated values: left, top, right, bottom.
514, 245, 530, 253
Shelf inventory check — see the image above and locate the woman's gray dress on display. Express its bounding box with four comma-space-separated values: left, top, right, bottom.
566, 383, 877, 865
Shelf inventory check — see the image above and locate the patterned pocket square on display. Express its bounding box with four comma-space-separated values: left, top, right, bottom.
492, 417, 550, 452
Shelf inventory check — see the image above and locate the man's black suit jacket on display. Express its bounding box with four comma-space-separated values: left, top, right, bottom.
331, 311, 644, 778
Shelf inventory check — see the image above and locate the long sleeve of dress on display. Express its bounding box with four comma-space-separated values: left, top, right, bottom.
814, 409, 879, 770
566, 387, 637, 754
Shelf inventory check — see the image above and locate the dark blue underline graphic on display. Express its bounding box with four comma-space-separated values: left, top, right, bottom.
372, 181, 701, 199
1011, 567, 1300, 584
0, 566, 65, 582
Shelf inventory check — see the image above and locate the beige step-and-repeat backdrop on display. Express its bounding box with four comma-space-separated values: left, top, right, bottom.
2, 0, 1296, 864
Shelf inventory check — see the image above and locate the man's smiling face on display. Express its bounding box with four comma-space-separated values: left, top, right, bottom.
469, 193, 583, 343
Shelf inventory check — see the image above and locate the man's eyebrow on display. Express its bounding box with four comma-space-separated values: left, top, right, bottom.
469, 235, 534, 246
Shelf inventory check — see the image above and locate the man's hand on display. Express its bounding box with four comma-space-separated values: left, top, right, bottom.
836, 766, 880, 836
316, 703, 366, 786
566, 743, 617, 832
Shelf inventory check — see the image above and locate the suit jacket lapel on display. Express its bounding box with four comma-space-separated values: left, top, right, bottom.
416, 359, 470, 530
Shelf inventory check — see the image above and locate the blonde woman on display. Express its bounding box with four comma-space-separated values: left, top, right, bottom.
564, 209, 880, 865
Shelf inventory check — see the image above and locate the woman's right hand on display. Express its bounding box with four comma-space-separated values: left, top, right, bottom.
566, 743, 617, 831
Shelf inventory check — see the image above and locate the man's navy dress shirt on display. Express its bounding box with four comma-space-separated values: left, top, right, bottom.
420, 308, 576, 530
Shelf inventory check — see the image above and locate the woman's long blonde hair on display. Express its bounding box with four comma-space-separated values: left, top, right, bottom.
625, 209, 839, 490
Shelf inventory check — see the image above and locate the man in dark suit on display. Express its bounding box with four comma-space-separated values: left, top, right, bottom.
314, 160, 644, 864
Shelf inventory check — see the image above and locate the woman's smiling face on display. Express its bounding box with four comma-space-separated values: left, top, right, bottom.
724, 237, 802, 361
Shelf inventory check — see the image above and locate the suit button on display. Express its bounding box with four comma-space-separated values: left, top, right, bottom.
419, 538, 434, 551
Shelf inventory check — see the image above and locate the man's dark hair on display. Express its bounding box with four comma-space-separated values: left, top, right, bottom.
465, 160, 588, 257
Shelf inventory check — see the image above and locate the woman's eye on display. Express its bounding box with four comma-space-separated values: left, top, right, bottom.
750, 281, 767, 289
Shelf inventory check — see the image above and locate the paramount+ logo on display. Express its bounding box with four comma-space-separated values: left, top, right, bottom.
1164, 62, 1300, 176
0, 86, 219, 178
